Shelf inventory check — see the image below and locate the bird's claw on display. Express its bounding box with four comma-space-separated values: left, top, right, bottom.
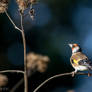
72, 71, 75, 77
88, 73, 91, 77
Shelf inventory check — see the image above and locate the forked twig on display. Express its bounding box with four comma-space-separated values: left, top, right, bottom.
33, 71, 92, 92
5, 11, 28, 92
5, 11, 22, 33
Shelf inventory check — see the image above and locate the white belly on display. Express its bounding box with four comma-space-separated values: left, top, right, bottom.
74, 66, 88, 71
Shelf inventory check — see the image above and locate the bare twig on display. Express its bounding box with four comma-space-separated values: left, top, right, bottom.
10, 68, 34, 92
33, 71, 92, 92
10, 78, 24, 92
0, 70, 24, 74
10, 70, 36, 92
10, 73, 32, 92
5, 11, 28, 92
5, 11, 22, 33
20, 13, 28, 92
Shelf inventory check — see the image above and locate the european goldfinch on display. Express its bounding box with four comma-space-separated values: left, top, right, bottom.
69, 43, 92, 75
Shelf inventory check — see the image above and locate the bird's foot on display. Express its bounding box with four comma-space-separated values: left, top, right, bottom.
72, 70, 77, 77
72, 71, 75, 77
88, 73, 91, 77
72, 72, 75, 77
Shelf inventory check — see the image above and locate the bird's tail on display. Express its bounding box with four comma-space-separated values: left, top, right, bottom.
82, 60, 92, 70
87, 62, 92, 70
88, 65, 92, 70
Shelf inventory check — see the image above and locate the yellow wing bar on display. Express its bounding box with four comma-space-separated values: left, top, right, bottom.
73, 59, 81, 64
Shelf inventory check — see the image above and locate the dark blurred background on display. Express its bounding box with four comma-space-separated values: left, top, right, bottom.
0, 0, 92, 92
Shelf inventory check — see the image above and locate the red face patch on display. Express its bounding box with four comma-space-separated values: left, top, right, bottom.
72, 48, 74, 50
72, 44, 78, 51
74, 44, 78, 47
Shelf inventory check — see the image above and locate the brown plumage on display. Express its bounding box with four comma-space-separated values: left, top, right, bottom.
70, 52, 88, 68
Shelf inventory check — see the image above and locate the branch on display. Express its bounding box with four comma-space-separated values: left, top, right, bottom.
33, 71, 92, 92
20, 13, 28, 92
5, 10, 28, 92
10, 78, 24, 92
0, 70, 24, 74
10, 70, 35, 92
5, 11, 22, 33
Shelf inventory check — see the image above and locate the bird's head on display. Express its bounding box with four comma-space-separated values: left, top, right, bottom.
68, 43, 81, 54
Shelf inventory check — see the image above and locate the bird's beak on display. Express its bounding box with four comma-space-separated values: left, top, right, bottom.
68, 44, 73, 48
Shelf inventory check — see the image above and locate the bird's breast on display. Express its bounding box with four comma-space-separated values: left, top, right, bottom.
74, 65, 88, 71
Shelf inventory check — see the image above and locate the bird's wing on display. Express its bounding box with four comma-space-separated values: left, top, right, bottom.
71, 52, 88, 65
78, 59, 90, 66
70, 52, 92, 70
78, 59, 92, 70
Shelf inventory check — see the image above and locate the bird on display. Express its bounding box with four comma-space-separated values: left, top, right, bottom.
68, 43, 92, 76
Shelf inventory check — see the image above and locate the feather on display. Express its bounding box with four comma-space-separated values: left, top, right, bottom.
70, 52, 92, 71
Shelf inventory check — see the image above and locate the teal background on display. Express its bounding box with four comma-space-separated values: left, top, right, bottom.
0, 0, 92, 92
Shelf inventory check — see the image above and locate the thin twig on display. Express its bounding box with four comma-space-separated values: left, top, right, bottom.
5, 11, 28, 92
10, 78, 24, 92
10, 68, 33, 92
33, 71, 92, 92
10, 70, 35, 92
0, 70, 24, 74
20, 13, 28, 92
5, 11, 22, 33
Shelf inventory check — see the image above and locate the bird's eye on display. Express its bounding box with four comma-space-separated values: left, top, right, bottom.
71, 60, 74, 63
85, 58, 88, 61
